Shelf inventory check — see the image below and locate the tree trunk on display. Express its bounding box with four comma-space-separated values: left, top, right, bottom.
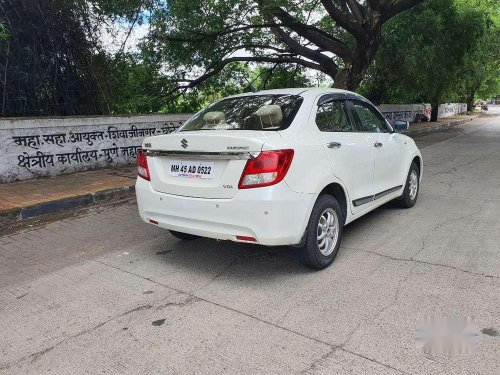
466, 87, 478, 112
430, 101, 439, 122
1, 41, 9, 116
332, 37, 381, 91
466, 97, 474, 112
333, 67, 366, 91
332, 57, 372, 91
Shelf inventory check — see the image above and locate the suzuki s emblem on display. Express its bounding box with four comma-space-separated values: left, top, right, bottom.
181, 138, 188, 149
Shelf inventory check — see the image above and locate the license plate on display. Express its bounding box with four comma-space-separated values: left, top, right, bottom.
168, 160, 215, 179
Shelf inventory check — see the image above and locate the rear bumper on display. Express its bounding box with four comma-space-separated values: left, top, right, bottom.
135, 178, 315, 246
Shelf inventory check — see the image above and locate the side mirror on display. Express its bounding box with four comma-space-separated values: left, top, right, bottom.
393, 120, 409, 133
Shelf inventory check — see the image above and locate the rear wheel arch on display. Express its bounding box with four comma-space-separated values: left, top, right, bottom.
318, 183, 348, 225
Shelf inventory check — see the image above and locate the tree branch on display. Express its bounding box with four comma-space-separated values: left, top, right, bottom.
319, 0, 365, 40
382, 0, 426, 22
346, 0, 366, 25
166, 55, 326, 96
269, 6, 352, 59
173, 23, 285, 40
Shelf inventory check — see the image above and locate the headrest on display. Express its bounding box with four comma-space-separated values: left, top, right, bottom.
256, 105, 283, 127
203, 111, 226, 123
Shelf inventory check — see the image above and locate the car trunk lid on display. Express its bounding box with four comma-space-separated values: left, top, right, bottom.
144, 131, 281, 198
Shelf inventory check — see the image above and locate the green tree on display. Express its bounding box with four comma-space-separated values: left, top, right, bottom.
251, 65, 311, 90
454, 1, 500, 110
144, 0, 426, 95
0, 0, 111, 116
359, 0, 499, 119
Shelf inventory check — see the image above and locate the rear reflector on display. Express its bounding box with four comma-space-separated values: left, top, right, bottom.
137, 149, 150, 181
238, 149, 294, 189
236, 235, 257, 242
149, 219, 159, 225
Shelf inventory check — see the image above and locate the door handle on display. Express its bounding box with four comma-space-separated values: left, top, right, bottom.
327, 142, 342, 149
374, 142, 383, 148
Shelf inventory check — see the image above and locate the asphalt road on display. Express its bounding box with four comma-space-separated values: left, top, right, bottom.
1, 111, 499, 374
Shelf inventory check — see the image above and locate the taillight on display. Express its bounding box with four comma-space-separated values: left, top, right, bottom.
137, 149, 150, 181
238, 149, 294, 189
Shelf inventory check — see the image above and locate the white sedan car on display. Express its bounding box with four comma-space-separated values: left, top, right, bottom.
136, 88, 422, 269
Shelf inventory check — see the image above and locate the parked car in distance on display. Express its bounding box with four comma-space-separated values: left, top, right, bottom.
136, 88, 422, 269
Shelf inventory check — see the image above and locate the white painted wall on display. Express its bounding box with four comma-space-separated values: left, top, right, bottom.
377, 104, 433, 124
438, 103, 468, 118
0, 114, 190, 183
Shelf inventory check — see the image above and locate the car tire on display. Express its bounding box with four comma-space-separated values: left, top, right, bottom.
398, 162, 420, 208
298, 194, 343, 270
169, 230, 200, 241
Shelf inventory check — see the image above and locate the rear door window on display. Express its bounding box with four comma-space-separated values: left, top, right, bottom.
315, 100, 354, 132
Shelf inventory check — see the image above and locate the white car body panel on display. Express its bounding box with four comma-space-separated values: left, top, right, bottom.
136, 177, 315, 246
136, 88, 422, 245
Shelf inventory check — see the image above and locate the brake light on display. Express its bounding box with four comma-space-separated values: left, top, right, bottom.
238, 149, 294, 189
137, 149, 150, 181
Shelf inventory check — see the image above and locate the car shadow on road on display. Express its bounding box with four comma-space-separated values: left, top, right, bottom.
343, 200, 401, 234
145, 201, 405, 281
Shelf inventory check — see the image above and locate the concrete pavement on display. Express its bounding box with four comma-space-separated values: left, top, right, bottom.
0, 111, 499, 374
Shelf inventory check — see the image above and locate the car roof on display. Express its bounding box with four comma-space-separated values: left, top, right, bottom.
226, 87, 355, 99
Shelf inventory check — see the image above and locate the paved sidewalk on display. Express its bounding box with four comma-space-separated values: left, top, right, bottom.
0, 114, 478, 224
0, 166, 136, 223
405, 114, 478, 135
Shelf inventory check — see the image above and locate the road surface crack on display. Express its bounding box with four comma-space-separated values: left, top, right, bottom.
429, 147, 500, 177
0, 303, 154, 370
90, 259, 411, 375
298, 346, 338, 375
347, 247, 499, 280
410, 201, 485, 261
339, 348, 412, 374
340, 263, 417, 349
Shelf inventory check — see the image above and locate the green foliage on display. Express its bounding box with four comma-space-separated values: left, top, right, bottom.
106, 52, 314, 114
252, 65, 310, 90
106, 53, 169, 114
0, 21, 8, 40
454, 1, 500, 106
158, 63, 255, 114
0, 0, 110, 116
2, 0, 497, 117
359, 0, 499, 114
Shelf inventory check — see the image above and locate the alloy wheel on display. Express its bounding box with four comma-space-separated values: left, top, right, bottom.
317, 208, 339, 256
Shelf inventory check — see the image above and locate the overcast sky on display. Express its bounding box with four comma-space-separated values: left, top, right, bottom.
100, 20, 149, 54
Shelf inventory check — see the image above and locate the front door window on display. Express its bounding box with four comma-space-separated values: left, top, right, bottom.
352, 101, 389, 133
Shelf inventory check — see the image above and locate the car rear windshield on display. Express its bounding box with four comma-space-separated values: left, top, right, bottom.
179, 94, 303, 132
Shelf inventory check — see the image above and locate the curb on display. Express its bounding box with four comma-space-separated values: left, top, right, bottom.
405, 116, 477, 136
0, 185, 135, 224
